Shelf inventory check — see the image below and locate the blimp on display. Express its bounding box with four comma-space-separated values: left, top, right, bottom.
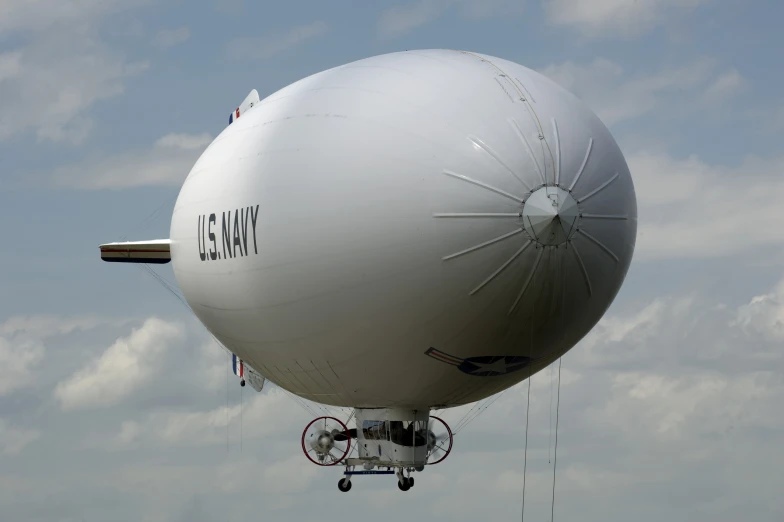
99, 49, 637, 492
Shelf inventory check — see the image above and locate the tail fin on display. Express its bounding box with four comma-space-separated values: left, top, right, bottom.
228, 89, 260, 125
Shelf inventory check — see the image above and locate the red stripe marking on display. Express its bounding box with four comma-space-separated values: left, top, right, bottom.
429, 352, 461, 366
429, 349, 463, 363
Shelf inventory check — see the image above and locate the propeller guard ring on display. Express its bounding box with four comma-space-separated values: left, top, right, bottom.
427, 415, 453, 465
301, 416, 351, 466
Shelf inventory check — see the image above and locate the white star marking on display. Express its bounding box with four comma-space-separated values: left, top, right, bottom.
469, 358, 510, 375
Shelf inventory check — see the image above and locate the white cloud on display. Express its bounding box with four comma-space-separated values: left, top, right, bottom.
54, 317, 185, 411
603, 370, 784, 439
0, 336, 44, 396
539, 57, 742, 125
0, 29, 148, 143
226, 21, 329, 61
378, 0, 524, 36
732, 278, 784, 341
207, 454, 320, 500
0, 315, 113, 338
4, 276, 784, 520
152, 27, 190, 49
0, 0, 152, 144
0, 314, 110, 396
576, 297, 689, 365
582, 302, 784, 445
378, 0, 452, 36
197, 339, 232, 393
460, 0, 526, 19
113, 387, 309, 448
51, 132, 212, 189
630, 151, 784, 260
434, 279, 784, 520
154, 132, 212, 150
0, 0, 144, 35
0, 420, 40, 456
575, 277, 784, 374
538, 58, 779, 263
0, 51, 22, 82
543, 0, 710, 38
259, 454, 320, 494
114, 421, 142, 447
703, 68, 747, 102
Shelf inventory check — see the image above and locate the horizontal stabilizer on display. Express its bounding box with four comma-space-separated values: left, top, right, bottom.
232, 353, 266, 392
228, 89, 260, 125
99, 239, 171, 264
245, 364, 266, 392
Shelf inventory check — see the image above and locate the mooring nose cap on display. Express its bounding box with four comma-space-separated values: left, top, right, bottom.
522, 186, 579, 246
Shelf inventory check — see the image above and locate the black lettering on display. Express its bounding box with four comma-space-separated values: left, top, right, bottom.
209, 213, 217, 260
250, 204, 259, 254
198, 215, 206, 261
241, 207, 249, 255
205, 214, 210, 260
222, 212, 232, 259
203, 215, 208, 260
233, 209, 243, 257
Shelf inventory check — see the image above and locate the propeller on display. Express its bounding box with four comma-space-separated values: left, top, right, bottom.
309, 429, 336, 453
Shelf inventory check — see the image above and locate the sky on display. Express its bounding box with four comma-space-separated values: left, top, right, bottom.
1, 0, 783, 520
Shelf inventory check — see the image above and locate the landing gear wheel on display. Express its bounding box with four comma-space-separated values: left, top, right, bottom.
425, 415, 453, 465
398, 479, 411, 492
408, 477, 414, 488
301, 416, 351, 466
338, 478, 352, 492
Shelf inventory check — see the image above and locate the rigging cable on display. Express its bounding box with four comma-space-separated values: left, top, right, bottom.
551, 356, 562, 522
451, 399, 485, 434
549, 362, 554, 463
294, 362, 335, 418
551, 242, 566, 522
522, 282, 536, 522
521, 370, 531, 522
117, 194, 177, 243
452, 374, 518, 435
138, 264, 189, 311
452, 385, 513, 436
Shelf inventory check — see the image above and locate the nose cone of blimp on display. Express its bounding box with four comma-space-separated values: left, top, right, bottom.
428, 52, 637, 397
